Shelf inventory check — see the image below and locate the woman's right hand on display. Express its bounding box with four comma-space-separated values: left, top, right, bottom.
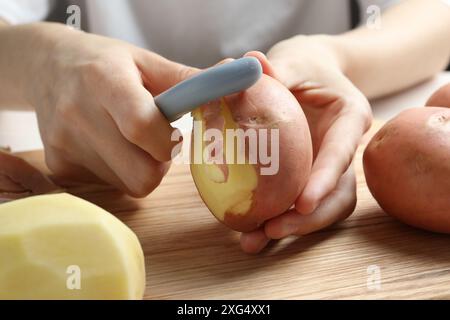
16, 23, 198, 197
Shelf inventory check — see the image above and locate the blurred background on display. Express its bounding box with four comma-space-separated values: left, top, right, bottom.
1, 0, 449, 152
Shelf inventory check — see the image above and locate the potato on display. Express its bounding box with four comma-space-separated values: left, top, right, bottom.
190, 72, 313, 232
0, 193, 145, 299
363, 107, 450, 233
426, 83, 450, 108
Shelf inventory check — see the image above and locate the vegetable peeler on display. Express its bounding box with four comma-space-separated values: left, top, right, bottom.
154, 57, 263, 122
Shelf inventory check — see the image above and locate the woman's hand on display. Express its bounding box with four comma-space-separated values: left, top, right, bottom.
0, 150, 60, 202
240, 37, 372, 253
7, 23, 197, 197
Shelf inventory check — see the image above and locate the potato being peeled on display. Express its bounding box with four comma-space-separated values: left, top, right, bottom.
363, 107, 450, 233
426, 83, 450, 108
190, 63, 313, 232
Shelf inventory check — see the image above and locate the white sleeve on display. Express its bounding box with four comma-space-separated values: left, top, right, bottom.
0, 0, 54, 24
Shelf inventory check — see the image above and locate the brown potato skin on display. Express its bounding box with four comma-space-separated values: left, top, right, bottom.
192, 74, 313, 232
363, 107, 450, 233
426, 83, 450, 108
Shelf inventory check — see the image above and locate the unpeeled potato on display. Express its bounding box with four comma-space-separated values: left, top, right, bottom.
363, 107, 450, 233
0, 193, 145, 299
426, 83, 450, 108
190, 69, 312, 232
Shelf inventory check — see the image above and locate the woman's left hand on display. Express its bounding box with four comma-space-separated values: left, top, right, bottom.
240, 36, 372, 253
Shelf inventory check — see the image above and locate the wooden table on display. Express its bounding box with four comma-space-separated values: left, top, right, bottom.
17, 122, 450, 300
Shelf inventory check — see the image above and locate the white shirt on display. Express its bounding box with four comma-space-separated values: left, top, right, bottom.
0, 0, 399, 67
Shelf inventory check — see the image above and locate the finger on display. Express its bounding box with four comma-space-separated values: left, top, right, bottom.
244, 51, 279, 79
0, 151, 59, 194
98, 66, 182, 162
81, 107, 170, 197
215, 58, 235, 67
132, 48, 199, 95
49, 140, 165, 198
240, 229, 271, 254
0, 175, 24, 193
266, 164, 356, 239
45, 146, 127, 192
296, 103, 369, 215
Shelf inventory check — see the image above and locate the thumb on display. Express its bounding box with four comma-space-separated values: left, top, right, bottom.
133, 48, 199, 95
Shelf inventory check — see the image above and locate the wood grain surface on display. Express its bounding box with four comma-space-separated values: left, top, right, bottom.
15, 121, 450, 300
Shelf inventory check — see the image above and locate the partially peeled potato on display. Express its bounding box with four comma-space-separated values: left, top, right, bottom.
190, 55, 313, 232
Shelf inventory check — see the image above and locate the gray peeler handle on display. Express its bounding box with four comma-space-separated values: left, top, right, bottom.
154, 57, 263, 122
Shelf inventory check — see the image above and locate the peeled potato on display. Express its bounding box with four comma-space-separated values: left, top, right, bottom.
426, 83, 450, 108
363, 107, 450, 233
0, 193, 145, 300
190, 73, 313, 232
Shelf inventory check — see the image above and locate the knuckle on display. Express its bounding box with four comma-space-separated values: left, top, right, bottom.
79, 60, 109, 82
121, 114, 149, 143
78, 62, 100, 84
79, 54, 136, 84
158, 141, 177, 162
176, 66, 196, 82
79, 58, 128, 88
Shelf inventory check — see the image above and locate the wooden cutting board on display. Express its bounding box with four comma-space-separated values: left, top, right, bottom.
15, 121, 450, 299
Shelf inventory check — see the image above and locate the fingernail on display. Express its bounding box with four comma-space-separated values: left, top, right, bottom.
240, 233, 269, 254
